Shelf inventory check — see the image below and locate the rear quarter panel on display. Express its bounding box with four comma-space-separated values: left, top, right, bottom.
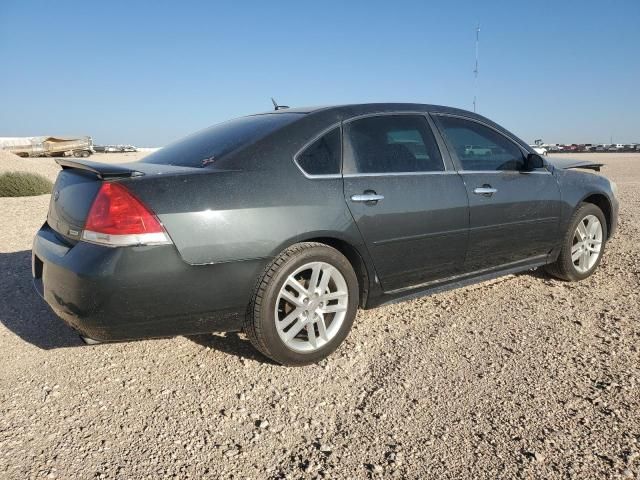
128, 171, 359, 264
124, 113, 365, 265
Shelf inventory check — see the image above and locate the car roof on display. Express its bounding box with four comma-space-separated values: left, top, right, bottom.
251, 102, 532, 152
258, 103, 487, 121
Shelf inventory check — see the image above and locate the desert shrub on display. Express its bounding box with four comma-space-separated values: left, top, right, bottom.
0, 172, 53, 197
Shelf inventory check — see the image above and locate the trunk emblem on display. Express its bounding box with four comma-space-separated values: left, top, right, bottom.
53, 190, 60, 201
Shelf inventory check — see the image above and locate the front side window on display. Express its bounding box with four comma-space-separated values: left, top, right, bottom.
436, 116, 525, 171
296, 127, 341, 175
344, 115, 444, 174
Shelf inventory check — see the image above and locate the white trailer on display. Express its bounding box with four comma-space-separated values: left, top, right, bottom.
0, 136, 94, 158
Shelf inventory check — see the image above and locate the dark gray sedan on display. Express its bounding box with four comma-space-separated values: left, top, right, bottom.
32, 103, 618, 365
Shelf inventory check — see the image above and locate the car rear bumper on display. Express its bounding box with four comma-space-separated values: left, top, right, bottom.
32, 223, 265, 342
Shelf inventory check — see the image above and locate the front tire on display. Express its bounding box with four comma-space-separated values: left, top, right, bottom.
244, 242, 359, 366
546, 203, 607, 281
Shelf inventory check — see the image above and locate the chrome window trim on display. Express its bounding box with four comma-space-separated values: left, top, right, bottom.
342, 111, 449, 175
292, 122, 343, 179
342, 110, 431, 123
458, 170, 552, 175
343, 171, 458, 178
431, 112, 531, 153
431, 113, 550, 173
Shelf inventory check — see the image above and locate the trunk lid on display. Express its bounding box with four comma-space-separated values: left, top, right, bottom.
48, 168, 102, 242
47, 158, 213, 243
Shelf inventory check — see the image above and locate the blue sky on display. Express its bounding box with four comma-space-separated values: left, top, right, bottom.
1, 0, 638, 146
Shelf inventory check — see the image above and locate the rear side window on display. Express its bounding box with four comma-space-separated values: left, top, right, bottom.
142, 113, 302, 168
344, 115, 444, 174
436, 116, 525, 171
296, 127, 341, 176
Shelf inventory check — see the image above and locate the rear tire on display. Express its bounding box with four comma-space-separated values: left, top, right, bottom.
244, 242, 359, 366
545, 203, 607, 281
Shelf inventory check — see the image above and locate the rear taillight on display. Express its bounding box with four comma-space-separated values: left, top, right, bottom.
82, 182, 171, 247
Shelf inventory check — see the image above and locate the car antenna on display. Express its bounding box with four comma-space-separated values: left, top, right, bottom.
271, 97, 289, 111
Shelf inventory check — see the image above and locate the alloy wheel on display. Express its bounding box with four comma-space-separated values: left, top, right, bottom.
571, 214, 603, 273
274, 261, 349, 353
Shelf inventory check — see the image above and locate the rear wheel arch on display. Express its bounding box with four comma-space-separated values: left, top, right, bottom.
245, 241, 360, 365
581, 193, 612, 239
300, 236, 371, 308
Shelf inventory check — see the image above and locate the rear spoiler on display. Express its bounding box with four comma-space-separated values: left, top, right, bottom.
56, 158, 144, 179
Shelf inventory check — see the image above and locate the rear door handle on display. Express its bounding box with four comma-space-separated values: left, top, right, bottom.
473, 186, 497, 197
350, 192, 384, 203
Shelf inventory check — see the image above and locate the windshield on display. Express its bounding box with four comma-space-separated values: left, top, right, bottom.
141, 113, 303, 167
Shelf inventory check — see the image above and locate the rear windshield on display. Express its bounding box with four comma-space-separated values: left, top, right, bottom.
141, 113, 302, 167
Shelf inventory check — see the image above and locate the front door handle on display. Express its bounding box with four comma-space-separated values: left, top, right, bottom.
351, 192, 384, 204
473, 185, 497, 197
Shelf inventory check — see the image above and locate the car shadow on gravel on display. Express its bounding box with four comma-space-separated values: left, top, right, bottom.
518, 267, 553, 281
188, 332, 278, 365
0, 250, 83, 349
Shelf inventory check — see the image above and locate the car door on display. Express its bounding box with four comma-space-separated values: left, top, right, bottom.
342, 113, 469, 293
432, 114, 561, 273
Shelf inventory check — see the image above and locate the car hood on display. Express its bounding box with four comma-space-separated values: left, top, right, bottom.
546, 157, 603, 172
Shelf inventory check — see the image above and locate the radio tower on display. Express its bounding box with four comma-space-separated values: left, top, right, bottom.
473, 24, 480, 112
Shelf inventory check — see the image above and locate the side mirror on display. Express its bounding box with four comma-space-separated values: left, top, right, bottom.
523, 153, 544, 171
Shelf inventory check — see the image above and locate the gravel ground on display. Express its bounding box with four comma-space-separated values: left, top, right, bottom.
0, 153, 638, 479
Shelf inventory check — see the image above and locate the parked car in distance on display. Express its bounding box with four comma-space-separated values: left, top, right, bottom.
32, 103, 619, 365
465, 145, 493, 156
529, 145, 548, 155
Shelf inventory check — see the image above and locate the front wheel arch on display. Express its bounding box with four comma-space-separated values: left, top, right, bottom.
546, 202, 607, 281
580, 193, 613, 240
